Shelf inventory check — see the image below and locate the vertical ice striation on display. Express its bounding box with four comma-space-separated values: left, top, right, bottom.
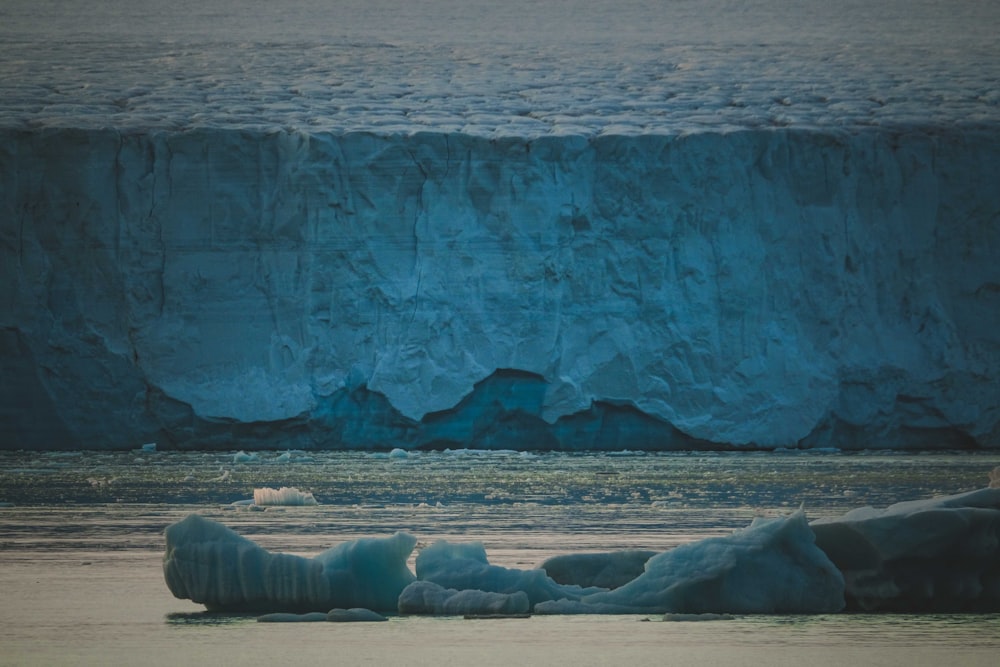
1, 127, 999, 450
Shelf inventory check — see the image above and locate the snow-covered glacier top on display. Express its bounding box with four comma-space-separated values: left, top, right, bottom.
2, 0, 999, 135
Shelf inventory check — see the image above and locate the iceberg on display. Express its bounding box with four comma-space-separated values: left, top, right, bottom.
164, 484, 1000, 616
810, 487, 1000, 611
535, 511, 845, 615
162, 514, 415, 612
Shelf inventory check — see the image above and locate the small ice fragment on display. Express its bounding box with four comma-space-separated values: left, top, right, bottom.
253, 486, 318, 506
662, 613, 736, 621
388, 448, 409, 459
233, 451, 260, 463
141, 443, 157, 452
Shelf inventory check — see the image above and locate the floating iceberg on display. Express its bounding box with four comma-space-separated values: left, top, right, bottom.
163, 484, 1000, 615
811, 487, 1000, 611
252, 486, 318, 506
163, 514, 415, 612
232, 451, 260, 464
535, 511, 845, 615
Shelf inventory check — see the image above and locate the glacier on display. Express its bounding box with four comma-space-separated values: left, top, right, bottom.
3, 0, 1000, 451
2, 127, 999, 450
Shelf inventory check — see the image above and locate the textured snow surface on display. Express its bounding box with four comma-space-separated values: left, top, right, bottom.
2, 0, 999, 134
3, 0, 999, 450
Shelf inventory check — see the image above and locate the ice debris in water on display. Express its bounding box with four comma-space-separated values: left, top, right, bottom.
163, 482, 1000, 615
274, 450, 315, 463
252, 486, 318, 506
232, 451, 260, 463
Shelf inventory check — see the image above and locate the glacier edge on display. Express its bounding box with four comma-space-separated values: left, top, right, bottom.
1, 126, 998, 450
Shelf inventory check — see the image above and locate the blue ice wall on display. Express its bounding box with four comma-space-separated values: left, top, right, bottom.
1, 127, 998, 450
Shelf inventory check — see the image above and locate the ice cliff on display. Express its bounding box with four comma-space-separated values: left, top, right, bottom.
2, 126, 999, 450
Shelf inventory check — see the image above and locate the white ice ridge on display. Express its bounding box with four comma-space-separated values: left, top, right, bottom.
4, 127, 999, 450
161, 485, 1000, 615
2, 1, 999, 134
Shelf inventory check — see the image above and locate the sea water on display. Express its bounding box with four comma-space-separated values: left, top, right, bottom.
1, 449, 999, 666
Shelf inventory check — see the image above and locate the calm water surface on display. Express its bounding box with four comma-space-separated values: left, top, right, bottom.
1, 449, 999, 666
